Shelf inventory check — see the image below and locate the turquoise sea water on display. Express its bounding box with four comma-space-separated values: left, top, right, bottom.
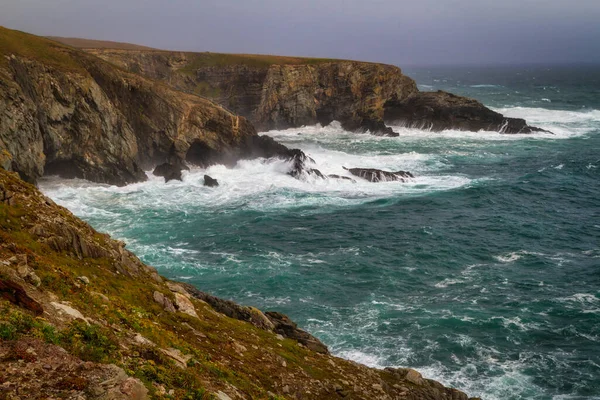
40, 65, 600, 399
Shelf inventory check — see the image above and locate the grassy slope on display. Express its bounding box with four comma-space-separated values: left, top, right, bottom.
0, 169, 365, 399
48, 34, 354, 69
0, 27, 85, 72
46, 36, 157, 51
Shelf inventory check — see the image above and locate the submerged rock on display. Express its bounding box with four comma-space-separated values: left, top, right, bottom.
343, 167, 414, 182
203, 175, 219, 187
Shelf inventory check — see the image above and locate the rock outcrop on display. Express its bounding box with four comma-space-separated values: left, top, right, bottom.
203, 175, 219, 187
384, 91, 548, 133
0, 27, 307, 186
153, 162, 185, 182
81, 49, 418, 135
81, 46, 544, 135
344, 167, 414, 182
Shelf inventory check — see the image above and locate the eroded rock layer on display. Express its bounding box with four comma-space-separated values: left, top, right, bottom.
83, 47, 543, 135
0, 27, 302, 186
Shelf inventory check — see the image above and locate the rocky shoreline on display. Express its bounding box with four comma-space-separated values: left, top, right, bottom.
0, 168, 480, 399
84, 46, 545, 137
0, 26, 551, 399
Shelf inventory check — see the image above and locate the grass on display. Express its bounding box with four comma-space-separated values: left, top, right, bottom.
178, 52, 342, 75
0, 26, 85, 72
0, 168, 424, 400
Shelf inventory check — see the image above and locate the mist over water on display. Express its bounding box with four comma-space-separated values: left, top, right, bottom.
40, 66, 600, 400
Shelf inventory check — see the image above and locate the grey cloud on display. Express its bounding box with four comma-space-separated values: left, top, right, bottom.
1, 0, 599, 65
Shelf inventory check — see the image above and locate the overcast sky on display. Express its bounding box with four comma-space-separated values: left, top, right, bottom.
2, 0, 600, 66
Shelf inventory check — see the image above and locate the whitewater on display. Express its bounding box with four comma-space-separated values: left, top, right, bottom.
40, 65, 600, 399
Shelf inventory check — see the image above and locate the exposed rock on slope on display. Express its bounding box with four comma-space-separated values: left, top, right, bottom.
0, 166, 479, 399
81, 47, 543, 135
0, 27, 305, 186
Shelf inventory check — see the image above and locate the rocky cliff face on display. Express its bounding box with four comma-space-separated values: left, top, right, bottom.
85, 49, 419, 134
85, 48, 543, 135
0, 28, 300, 186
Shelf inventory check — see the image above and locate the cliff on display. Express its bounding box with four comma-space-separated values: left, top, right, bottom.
0, 27, 300, 186
77, 47, 543, 135
0, 167, 479, 399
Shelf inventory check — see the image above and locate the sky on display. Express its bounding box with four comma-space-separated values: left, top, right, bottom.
1, 0, 600, 66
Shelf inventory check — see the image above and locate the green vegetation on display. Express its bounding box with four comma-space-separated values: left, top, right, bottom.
0, 26, 84, 72
178, 52, 342, 75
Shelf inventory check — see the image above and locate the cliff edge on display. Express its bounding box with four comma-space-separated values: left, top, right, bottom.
0, 27, 303, 186
78, 46, 544, 135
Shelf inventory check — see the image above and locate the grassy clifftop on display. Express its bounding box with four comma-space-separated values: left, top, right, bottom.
47, 35, 347, 68
0, 27, 85, 72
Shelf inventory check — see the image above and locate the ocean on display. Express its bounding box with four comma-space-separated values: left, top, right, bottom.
39, 65, 600, 399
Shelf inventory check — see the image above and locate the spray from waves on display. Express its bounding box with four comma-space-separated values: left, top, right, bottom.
493, 107, 600, 136
39, 130, 477, 222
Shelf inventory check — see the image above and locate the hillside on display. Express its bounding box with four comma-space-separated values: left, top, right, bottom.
0, 165, 479, 399
47, 36, 158, 51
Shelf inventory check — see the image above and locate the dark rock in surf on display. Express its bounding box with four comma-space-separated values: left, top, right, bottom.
265, 311, 329, 354
357, 117, 399, 137
343, 167, 414, 182
328, 174, 356, 182
203, 175, 219, 187
384, 90, 549, 134
153, 162, 183, 182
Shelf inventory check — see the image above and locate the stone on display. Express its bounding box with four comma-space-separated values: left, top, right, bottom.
0, 279, 44, 315
26, 272, 41, 287
166, 281, 188, 295
215, 391, 232, 400
118, 377, 149, 400
159, 348, 191, 369
153, 162, 183, 182
343, 167, 414, 182
174, 292, 198, 318
50, 302, 87, 322
405, 369, 424, 386
233, 342, 247, 354
133, 334, 154, 347
90, 291, 110, 303
203, 175, 219, 187
153, 290, 176, 313
77, 276, 90, 285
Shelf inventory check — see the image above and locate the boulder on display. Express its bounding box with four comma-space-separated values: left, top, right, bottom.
203, 175, 219, 187
343, 167, 414, 182
173, 292, 198, 318
0, 278, 44, 315
153, 162, 183, 182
